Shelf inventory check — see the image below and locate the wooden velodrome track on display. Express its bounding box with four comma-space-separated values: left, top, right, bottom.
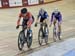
0, 0, 75, 56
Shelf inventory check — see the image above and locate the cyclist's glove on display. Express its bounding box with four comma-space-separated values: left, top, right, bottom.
35, 23, 37, 27
16, 25, 19, 29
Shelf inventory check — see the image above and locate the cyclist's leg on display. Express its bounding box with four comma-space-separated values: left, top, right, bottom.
58, 22, 61, 32
43, 19, 48, 34
39, 19, 44, 39
58, 21, 61, 40
22, 19, 28, 30
53, 19, 57, 32
43, 19, 48, 27
27, 19, 33, 37
22, 19, 28, 38
27, 27, 32, 37
53, 19, 57, 41
40, 19, 44, 32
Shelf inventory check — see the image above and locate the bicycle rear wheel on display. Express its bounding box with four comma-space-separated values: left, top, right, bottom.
53, 27, 57, 42
18, 31, 25, 51
38, 29, 43, 46
44, 27, 49, 44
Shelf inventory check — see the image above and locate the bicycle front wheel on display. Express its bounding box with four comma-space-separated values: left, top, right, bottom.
44, 27, 49, 45
38, 29, 43, 46
27, 32, 33, 48
18, 31, 25, 51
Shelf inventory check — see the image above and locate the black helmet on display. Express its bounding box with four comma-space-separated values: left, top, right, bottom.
21, 8, 27, 14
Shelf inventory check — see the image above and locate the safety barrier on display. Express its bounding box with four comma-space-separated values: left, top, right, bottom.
0, 0, 61, 9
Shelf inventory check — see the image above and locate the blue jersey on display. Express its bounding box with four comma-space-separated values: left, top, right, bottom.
38, 11, 49, 19
51, 11, 62, 22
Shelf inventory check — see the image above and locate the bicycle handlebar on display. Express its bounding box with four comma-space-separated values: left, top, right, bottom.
19, 25, 27, 29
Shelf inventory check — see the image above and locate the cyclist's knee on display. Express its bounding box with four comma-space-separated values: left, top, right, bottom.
53, 21, 56, 26
45, 24, 47, 27
58, 25, 61, 32
58, 24, 61, 29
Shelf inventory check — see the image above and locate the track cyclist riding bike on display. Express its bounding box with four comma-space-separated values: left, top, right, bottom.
50, 8, 62, 41
35, 8, 49, 45
16, 8, 34, 50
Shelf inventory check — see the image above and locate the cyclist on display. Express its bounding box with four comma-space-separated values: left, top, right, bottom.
16, 8, 34, 35
35, 8, 49, 27
50, 8, 62, 40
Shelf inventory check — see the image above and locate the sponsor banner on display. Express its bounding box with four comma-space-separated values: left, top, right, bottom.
9, 0, 22, 7
22, 0, 28, 6
28, 0, 39, 5
44, 0, 55, 3
0, 0, 2, 7
1, 0, 9, 8
39, 0, 44, 4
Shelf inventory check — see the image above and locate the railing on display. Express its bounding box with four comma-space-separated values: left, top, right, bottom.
0, 0, 61, 9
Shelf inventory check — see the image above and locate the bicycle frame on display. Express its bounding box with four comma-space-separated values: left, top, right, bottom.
37, 22, 47, 31
53, 23, 61, 41
19, 25, 28, 40
38, 22, 48, 45
18, 25, 33, 50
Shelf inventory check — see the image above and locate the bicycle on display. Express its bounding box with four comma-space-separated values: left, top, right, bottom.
35, 23, 49, 45
53, 24, 61, 42
18, 25, 33, 51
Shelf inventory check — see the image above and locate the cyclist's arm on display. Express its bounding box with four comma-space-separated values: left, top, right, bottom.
45, 12, 49, 19
17, 13, 22, 26
51, 12, 54, 23
27, 13, 33, 28
50, 12, 54, 26
59, 12, 62, 23
36, 13, 41, 23
43, 12, 49, 23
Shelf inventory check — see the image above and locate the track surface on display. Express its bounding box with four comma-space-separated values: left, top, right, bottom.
0, 0, 75, 56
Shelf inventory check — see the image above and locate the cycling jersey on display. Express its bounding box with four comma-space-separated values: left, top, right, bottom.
17, 12, 33, 28
38, 11, 49, 22
51, 11, 62, 22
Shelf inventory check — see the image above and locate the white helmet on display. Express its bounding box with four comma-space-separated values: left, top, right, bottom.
53, 8, 59, 13
39, 8, 45, 14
